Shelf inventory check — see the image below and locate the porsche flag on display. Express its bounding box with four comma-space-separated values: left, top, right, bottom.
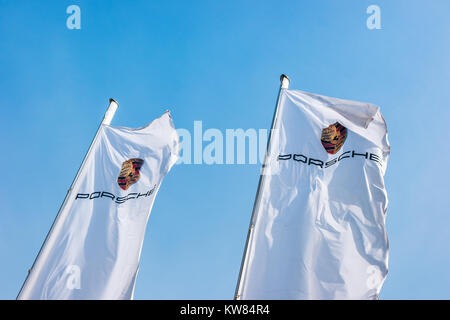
18, 112, 179, 300
238, 89, 390, 299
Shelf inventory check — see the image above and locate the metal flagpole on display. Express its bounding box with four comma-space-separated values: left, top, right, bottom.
17, 98, 119, 299
234, 74, 290, 300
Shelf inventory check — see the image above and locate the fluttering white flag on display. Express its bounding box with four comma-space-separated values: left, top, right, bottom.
18, 112, 179, 300
238, 89, 390, 300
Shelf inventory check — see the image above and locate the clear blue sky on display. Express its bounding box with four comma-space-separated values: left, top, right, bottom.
1, 0, 450, 299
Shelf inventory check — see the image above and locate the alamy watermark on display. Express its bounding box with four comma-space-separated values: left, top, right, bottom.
65, 5, 381, 31
66, 5, 81, 30
176, 121, 271, 165
366, 5, 381, 30
65, 264, 81, 290
366, 265, 383, 289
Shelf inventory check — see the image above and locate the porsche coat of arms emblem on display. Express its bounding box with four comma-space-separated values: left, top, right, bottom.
117, 158, 144, 190
320, 122, 347, 155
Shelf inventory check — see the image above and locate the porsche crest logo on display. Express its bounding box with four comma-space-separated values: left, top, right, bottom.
117, 158, 144, 190
320, 122, 347, 154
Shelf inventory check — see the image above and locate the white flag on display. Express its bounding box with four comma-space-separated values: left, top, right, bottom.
238, 89, 390, 299
18, 112, 179, 300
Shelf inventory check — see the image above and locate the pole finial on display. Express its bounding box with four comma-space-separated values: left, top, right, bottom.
280, 74, 290, 89
103, 98, 119, 125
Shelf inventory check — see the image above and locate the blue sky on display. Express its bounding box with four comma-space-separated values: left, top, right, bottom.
1, 0, 450, 299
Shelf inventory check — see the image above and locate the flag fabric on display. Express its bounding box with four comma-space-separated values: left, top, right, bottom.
18, 112, 179, 300
238, 89, 390, 299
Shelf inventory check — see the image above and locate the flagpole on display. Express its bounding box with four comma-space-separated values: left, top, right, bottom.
17, 98, 119, 299
234, 75, 290, 300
